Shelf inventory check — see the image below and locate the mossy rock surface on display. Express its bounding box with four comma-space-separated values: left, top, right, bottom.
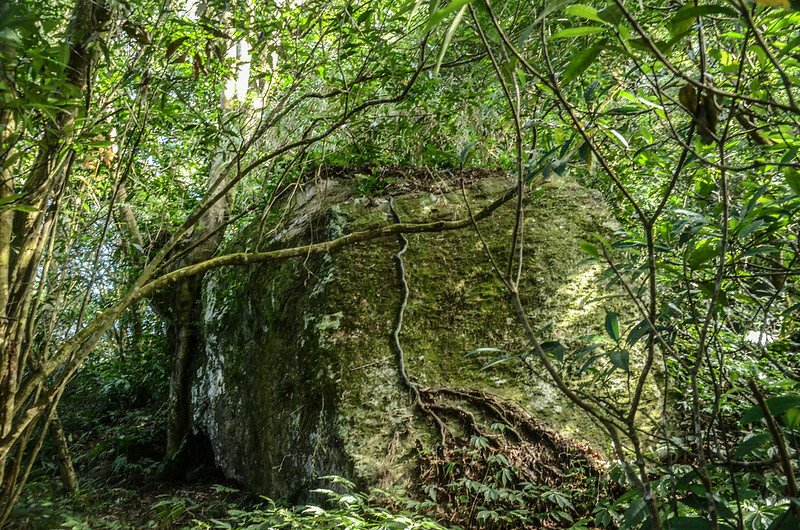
191, 173, 650, 502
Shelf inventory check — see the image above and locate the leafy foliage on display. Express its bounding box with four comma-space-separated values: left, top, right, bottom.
2, 0, 800, 528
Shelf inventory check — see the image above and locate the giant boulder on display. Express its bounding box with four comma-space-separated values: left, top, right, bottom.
191, 171, 648, 502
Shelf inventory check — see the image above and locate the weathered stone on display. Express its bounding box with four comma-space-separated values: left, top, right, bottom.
191, 173, 651, 501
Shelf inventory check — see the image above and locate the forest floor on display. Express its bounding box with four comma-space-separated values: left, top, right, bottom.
8, 474, 255, 529
6, 377, 261, 530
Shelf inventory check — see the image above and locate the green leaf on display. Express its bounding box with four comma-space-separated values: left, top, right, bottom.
670, 5, 737, 36
786, 407, 800, 428
575, 342, 602, 359
432, 3, 468, 76
356, 9, 373, 25
767, 509, 800, 530
665, 516, 713, 530
518, 0, 574, 46
564, 4, 605, 23
752, 0, 797, 10
598, 4, 623, 24
627, 37, 674, 56
626, 319, 650, 346
672, 4, 738, 22
0, 193, 25, 206
515, 67, 526, 86
551, 26, 606, 39
620, 495, 648, 529
605, 311, 620, 342
199, 23, 232, 40
481, 355, 517, 370
609, 349, 629, 371
779, 34, 800, 56
425, 0, 471, 31
579, 240, 600, 259
784, 168, 800, 195
562, 44, 602, 84
465, 347, 505, 357
732, 433, 771, 458
535, 0, 574, 25
608, 128, 629, 148
688, 239, 720, 268
165, 36, 189, 60
459, 143, 475, 165
594, 233, 613, 253
540, 341, 566, 362
713, 498, 736, 520
741, 394, 800, 424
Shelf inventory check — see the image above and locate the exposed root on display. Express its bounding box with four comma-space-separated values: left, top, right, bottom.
389, 196, 450, 445
388, 198, 614, 528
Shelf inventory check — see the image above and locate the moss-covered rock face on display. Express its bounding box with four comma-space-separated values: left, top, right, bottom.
191, 174, 644, 501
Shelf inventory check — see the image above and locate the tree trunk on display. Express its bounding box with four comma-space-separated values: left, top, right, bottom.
0, 0, 111, 513
49, 412, 78, 493
165, 280, 203, 457
155, 30, 251, 470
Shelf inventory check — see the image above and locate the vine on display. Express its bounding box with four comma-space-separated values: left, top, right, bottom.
387, 195, 616, 528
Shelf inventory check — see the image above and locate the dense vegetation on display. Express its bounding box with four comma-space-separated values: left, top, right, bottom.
1, 0, 799, 528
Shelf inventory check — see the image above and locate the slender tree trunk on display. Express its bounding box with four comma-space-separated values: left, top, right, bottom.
49, 412, 78, 493
0, 0, 110, 515
157, 188, 230, 471
157, 27, 250, 467
164, 280, 203, 457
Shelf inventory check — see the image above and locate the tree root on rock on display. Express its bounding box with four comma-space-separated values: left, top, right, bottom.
388, 197, 616, 529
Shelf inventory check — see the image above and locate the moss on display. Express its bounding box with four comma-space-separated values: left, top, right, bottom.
192, 174, 656, 500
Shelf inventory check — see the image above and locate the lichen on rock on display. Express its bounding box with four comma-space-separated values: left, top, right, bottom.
191, 170, 656, 509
